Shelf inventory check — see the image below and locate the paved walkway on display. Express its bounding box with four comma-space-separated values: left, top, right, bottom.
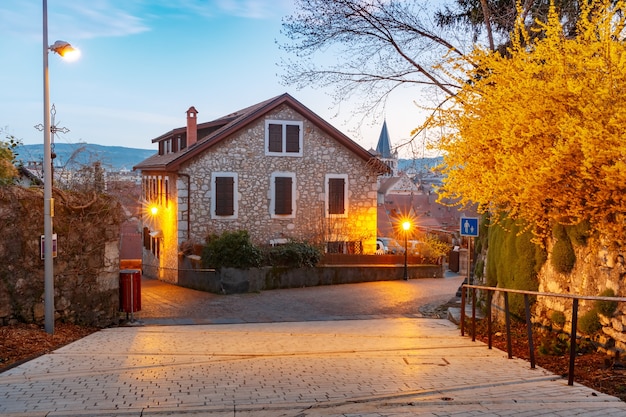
2, 317, 626, 416
0, 318, 626, 417
134, 274, 464, 325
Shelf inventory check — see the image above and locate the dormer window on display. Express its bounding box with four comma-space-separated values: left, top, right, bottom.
265, 120, 303, 157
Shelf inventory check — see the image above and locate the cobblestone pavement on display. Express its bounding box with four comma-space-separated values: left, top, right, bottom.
2, 275, 626, 416
134, 273, 464, 325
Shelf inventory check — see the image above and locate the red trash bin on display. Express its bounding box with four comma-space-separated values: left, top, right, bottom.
119, 269, 141, 313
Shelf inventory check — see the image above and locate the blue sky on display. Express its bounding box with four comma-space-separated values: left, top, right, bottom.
0, 0, 428, 156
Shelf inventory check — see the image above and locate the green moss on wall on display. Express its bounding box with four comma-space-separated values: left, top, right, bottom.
566, 220, 591, 246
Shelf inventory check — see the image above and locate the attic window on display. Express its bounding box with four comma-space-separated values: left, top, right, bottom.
265, 120, 303, 157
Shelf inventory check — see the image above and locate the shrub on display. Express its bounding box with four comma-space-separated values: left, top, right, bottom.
551, 224, 576, 273
538, 331, 569, 356
264, 241, 321, 268
578, 309, 601, 335
422, 234, 450, 262
596, 289, 618, 317
201, 230, 262, 270
550, 310, 566, 328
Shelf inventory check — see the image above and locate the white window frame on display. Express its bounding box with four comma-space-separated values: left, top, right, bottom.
269, 171, 296, 219
211, 172, 238, 219
325, 174, 349, 218
264, 120, 303, 157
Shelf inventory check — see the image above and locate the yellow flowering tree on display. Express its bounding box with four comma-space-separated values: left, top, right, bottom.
430, 0, 626, 244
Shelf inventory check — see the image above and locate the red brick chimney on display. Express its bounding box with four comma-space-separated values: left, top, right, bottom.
186, 106, 198, 147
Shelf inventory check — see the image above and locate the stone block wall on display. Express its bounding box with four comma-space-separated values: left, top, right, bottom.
0, 186, 124, 326
533, 238, 626, 353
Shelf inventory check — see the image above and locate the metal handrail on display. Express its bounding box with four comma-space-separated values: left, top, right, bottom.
460, 284, 626, 386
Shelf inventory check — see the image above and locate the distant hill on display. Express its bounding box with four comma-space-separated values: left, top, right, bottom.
398, 157, 442, 173
16, 143, 155, 171
14, 143, 441, 173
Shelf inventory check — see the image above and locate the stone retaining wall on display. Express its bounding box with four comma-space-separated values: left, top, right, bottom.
178, 263, 443, 294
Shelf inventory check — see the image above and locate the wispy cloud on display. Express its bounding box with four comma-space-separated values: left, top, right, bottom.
58, 2, 150, 39
0, 0, 149, 41
214, 0, 276, 19
0, 0, 295, 42
159, 0, 296, 20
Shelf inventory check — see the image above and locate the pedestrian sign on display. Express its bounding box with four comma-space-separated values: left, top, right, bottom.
460, 217, 479, 237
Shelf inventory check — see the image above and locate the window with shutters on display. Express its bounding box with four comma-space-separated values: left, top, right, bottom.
265, 120, 303, 156
325, 174, 348, 218
270, 172, 296, 218
211, 172, 238, 219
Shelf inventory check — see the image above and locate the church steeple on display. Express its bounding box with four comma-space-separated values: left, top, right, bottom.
375, 120, 398, 177
376, 120, 393, 158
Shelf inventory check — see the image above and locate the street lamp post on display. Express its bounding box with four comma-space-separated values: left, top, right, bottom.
42, 0, 78, 334
402, 221, 410, 280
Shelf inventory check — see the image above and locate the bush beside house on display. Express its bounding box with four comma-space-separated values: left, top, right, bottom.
174, 230, 442, 294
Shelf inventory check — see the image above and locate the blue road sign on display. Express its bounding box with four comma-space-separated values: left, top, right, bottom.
460, 217, 479, 237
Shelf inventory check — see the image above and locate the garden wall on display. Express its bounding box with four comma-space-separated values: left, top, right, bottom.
0, 186, 124, 326
177, 255, 443, 294
479, 230, 626, 355
534, 238, 626, 353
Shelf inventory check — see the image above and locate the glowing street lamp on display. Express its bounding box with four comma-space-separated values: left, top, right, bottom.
42, 0, 79, 334
402, 220, 411, 280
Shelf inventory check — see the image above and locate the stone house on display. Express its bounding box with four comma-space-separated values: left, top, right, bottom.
134, 93, 388, 282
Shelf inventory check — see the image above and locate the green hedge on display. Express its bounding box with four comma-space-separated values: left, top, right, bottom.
551, 224, 576, 273
201, 231, 321, 270
486, 215, 546, 316
264, 241, 322, 268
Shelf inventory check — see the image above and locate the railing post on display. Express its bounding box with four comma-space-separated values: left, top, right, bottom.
568, 298, 579, 386
487, 290, 492, 349
504, 292, 513, 359
524, 294, 535, 369
471, 287, 477, 342
461, 284, 466, 336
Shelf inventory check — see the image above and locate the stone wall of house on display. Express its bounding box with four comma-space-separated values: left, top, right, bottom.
0, 186, 124, 326
180, 104, 379, 252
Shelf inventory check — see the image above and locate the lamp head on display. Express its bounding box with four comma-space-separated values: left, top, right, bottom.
50, 40, 80, 61
402, 221, 411, 231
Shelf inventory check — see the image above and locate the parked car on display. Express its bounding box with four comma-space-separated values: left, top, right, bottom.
376, 237, 405, 254
408, 240, 424, 256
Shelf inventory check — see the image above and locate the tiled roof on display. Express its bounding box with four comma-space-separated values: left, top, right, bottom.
377, 192, 476, 237
134, 93, 388, 173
